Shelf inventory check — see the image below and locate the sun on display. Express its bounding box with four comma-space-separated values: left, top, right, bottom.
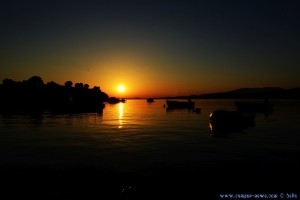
117, 85, 125, 92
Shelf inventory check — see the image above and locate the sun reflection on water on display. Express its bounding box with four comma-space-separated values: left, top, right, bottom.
118, 103, 123, 128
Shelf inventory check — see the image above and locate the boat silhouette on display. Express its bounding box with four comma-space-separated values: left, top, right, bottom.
209, 110, 255, 134
166, 99, 195, 109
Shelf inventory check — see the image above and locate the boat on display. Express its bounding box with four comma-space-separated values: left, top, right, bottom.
235, 100, 273, 113
147, 98, 155, 103
166, 99, 195, 109
209, 110, 255, 133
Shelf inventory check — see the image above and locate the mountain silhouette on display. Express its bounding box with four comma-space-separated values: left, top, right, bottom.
161, 87, 300, 99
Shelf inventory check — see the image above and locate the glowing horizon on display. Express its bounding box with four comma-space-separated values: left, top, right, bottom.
1, 1, 299, 98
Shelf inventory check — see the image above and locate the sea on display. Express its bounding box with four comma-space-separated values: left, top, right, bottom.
1, 99, 299, 199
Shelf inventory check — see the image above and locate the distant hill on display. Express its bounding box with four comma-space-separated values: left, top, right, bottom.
229, 87, 284, 94
161, 87, 300, 99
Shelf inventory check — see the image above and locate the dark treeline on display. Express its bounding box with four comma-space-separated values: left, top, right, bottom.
0, 76, 109, 114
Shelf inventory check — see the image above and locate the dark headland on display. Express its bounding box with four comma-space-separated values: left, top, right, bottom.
0, 76, 109, 114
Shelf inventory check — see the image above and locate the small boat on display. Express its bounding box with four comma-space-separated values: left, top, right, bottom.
166, 99, 195, 109
209, 110, 255, 133
235, 100, 273, 113
147, 98, 155, 103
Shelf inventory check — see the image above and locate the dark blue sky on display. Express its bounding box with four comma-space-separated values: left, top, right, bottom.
1, 0, 300, 97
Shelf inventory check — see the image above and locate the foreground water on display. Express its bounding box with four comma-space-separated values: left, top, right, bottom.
1, 99, 299, 198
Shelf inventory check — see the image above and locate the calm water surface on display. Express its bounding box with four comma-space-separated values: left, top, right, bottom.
1, 99, 299, 198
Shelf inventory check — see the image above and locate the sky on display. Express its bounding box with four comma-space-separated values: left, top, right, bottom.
1, 0, 300, 98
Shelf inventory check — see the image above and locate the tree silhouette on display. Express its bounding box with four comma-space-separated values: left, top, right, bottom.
65, 81, 73, 88
2, 78, 16, 87
84, 84, 89, 89
28, 76, 44, 87
47, 81, 59, 88
93, 86, 101, 91
75, 83, 83, 89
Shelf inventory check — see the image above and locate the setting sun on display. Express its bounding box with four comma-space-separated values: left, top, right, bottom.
117, 85, 125, 92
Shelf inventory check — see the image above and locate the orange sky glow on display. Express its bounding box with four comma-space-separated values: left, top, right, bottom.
1, 1, 300, 98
